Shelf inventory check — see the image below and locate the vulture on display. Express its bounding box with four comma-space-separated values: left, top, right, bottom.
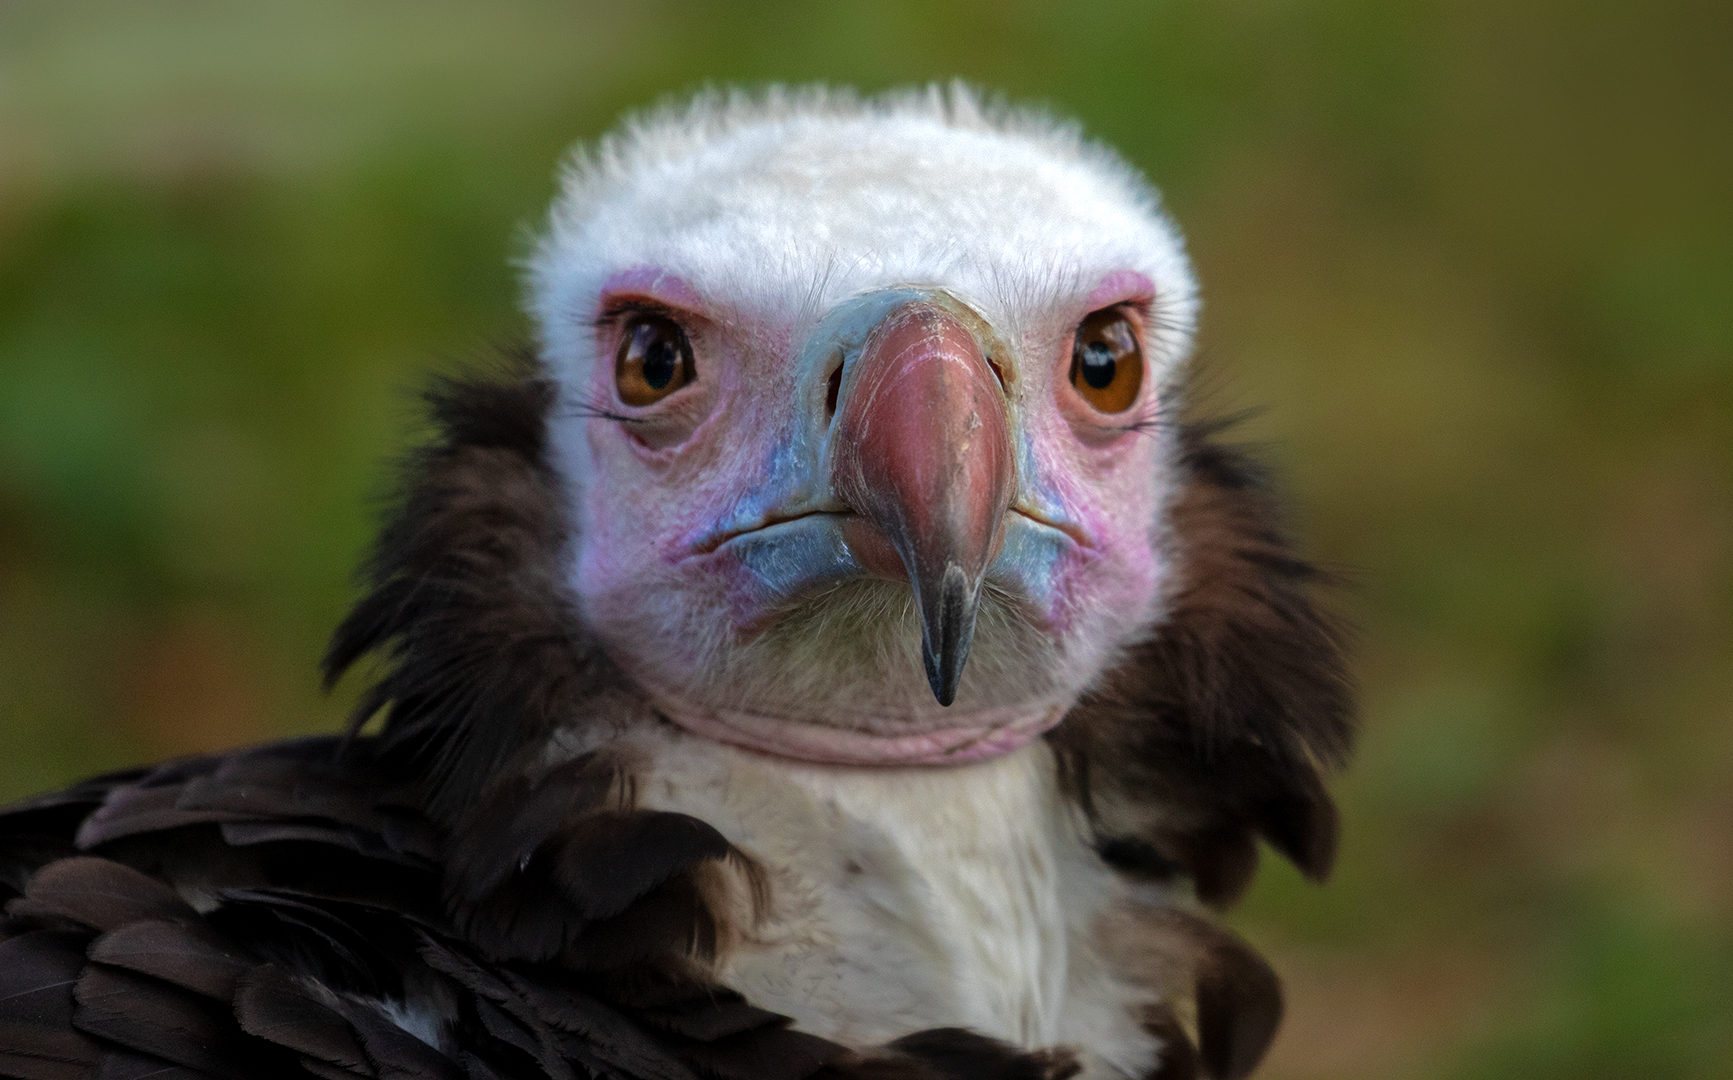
0, 86, 1353, 1080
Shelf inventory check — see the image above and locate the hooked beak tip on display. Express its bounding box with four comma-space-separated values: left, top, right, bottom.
919, 563, 979, 707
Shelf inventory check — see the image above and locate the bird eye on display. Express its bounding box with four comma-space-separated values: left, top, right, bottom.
615, 315, 695, 406
1069, 309, 1143, 414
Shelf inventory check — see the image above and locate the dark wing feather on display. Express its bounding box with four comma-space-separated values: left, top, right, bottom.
21, 860, 196, 934
0, 931, 104, 1080
453, 1053, 505, 1080
232, 966, 370, 1075
86, 922, 249, 1001
337, 1008, 461, 1080
0, 731, 852, 1080
508, 973, 704, 1080
0, 770, 149, 907
71, 788, 230, 851
91, 1051, 208, 1080
661, 1028, 844, 1080
467, 1000, 539, 1064
414, 936, 577, 1080
70, 966, 244, 1079
625, 993, 785, 1043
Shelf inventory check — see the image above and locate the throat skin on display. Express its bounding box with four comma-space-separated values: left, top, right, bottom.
614, 721, 1172, 1078
637, 680, 1074, 765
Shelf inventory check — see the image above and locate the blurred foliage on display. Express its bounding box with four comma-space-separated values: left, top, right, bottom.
1, 1, 1729, 1076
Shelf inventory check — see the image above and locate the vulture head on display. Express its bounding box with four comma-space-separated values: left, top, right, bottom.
531, 87, 1198, 765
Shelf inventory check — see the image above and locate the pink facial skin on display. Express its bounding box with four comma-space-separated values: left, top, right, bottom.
1013, 270, 1165, 639
599, 267, 707, 310
568, 268, 1175, 766
1085, 269, 1156, 312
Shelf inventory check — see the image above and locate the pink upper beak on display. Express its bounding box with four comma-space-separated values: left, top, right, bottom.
830, 301, 1015, 705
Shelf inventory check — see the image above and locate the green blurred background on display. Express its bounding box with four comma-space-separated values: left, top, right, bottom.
1, 1, 1729, 1076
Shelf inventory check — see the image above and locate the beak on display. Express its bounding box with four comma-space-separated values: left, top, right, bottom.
830, 301, 1015, 706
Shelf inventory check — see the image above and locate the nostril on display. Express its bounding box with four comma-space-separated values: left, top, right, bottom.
825, 364, 843, 421
986, 357, 1008, 393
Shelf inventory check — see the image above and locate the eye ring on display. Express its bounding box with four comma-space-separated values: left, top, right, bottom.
1068, 308, 1144, 414
615, 315, 696, 406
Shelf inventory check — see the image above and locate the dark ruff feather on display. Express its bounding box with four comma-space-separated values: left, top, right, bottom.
322, 350, 622, 828
1050, 423, 1355, 907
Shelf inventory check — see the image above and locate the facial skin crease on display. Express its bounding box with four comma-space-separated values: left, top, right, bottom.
559, 264, 1180, 765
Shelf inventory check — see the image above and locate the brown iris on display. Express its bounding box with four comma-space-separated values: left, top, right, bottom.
615, 315, 695, 406
1069, 308, 1144, 414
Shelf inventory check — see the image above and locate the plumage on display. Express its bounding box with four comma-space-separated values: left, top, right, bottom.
0, 85, 1354, 1080
22, 860, 196, 934
230, 964, 370, 1071
86, 921, 251, 1000
0, 932, 106, 1080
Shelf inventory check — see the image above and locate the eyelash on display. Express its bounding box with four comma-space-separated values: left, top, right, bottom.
565, 391, 649, 425
588, 298, 680, 332
1118, 298, 1155, 323
1102, 405, 1174, 437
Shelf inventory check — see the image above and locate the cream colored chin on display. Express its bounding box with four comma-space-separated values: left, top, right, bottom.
637, 684, 1072, 766
594, 578, 1083, 762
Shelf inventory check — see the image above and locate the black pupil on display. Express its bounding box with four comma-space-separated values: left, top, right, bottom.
639, 325, 679, 389
1080, 341, 1117, 389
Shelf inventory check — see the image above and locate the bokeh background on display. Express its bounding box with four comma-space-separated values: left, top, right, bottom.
2, 1, 1729, 1076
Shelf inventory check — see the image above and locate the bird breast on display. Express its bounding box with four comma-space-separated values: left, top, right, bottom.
621, 725, 1168, 1077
